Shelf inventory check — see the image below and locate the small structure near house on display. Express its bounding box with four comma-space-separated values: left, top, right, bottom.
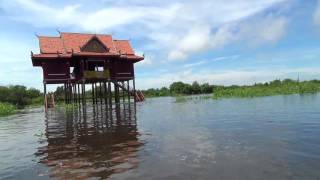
31, 32, 145, 109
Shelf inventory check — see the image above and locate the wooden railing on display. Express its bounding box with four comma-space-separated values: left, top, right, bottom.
83, 70, 110, 79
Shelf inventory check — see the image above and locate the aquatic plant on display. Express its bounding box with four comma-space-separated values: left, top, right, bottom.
213, 79, 320, 99
175, 95, 188, 103
174, 95, 211, 103
0, 103, 16, 116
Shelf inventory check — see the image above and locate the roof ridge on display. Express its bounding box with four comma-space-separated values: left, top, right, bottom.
60, 32, 112, 36
38, 36, 59, 38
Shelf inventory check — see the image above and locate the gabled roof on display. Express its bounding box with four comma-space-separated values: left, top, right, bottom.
37, 32, 136, 55
32, 32, 144, 65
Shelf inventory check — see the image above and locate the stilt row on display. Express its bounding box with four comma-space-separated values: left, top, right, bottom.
43, 78, 144, 110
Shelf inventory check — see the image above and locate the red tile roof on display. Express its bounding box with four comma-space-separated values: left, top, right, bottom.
39, 36, 65, 54
38, 32, 136, 55
114, 40, 135, 55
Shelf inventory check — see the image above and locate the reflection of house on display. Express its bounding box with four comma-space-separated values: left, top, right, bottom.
36, 105, 143, 179
31, 32, 145, 108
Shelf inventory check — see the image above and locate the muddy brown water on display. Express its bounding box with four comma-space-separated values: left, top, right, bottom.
1, 94, 320, 179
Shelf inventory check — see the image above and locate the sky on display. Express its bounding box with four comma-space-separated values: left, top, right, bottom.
0, 0, 320, 91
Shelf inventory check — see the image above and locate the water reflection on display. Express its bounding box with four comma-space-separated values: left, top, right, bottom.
35, 103, 143, 179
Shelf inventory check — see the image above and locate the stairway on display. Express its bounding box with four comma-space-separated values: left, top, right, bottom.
114, 81, 145, 102
44, 93, 55, 110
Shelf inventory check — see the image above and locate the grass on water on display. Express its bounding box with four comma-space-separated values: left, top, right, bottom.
213, 80, 320, 99
0, 103, 17, 117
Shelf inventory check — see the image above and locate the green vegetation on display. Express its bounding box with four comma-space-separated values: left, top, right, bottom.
0, 85, 43, 116
142, 79, 320, 100
143, 81, 214, 97
0, 103, 17, 116
213, 79, 320, 99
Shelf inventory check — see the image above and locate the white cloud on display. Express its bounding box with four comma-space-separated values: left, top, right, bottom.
168, 26, 211, 61
240, 15, 288, 46
168, 15, 288, 60
0, 0, 296, 90
168, 50, 188, 61
0, 0, 288, 59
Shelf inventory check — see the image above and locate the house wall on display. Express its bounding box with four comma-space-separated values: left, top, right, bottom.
42, 61, 70, 82
111, 60, 134, 80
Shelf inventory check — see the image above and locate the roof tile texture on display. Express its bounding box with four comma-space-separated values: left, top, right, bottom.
39, 32, 135, 55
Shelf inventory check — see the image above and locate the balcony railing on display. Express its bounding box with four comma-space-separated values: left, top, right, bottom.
83, 70, 110, 79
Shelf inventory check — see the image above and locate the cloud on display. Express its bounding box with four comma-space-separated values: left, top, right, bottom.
168, 26, 211, 61
239, 15, 288, 46
1, 0, 288, 59
168, 15, 288, 61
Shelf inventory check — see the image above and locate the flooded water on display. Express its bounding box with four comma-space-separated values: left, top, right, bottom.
1, 94, 320, 180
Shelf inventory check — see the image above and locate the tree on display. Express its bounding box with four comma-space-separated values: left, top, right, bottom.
191, 81, 201, 94
170, 82, 186, 94
27, 88, 41, 98
200, 83, 212, 94
54, 86, 65, 100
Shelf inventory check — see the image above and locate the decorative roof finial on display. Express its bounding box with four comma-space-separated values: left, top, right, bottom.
56, 29, 61, 35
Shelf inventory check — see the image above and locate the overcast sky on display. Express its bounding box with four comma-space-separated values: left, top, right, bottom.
1, 0, 320, 90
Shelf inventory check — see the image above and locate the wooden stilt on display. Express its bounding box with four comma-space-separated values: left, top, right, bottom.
92, 83, 95, 105
81, 82, 84, 105
108, 81, 112, 109
95, 83, 98, 105
73, 84, 76, 104
64, 83, 67, 104
77, 83, 80, 105
99, 82, 103, 105
104, 81, 107, 106
44, 82, 47, 111
83, 81, 86, 105
127, 80, 130, 103
122, 81, 125, 104
133, 77, 136, 103
115, 83, 120, 104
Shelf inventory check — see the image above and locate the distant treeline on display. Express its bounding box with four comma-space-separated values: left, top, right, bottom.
0, 85, 43, 108
142, 79, 320, 98
142, 81, 214, 97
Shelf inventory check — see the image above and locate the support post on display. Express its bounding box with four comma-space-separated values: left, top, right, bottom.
104, 81, 107, 106
77, 83, 80, 105
127, 80, 130, 103
64, 83, 67, 104
99, 82, 103, 105
83, 81, 86, 105
92, 83, 95, 105
122, 81, 125, 104
44, 82, 47, 111
95, 83, 98, 105
108, 81, 112, 109
133, 77, 136, 103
